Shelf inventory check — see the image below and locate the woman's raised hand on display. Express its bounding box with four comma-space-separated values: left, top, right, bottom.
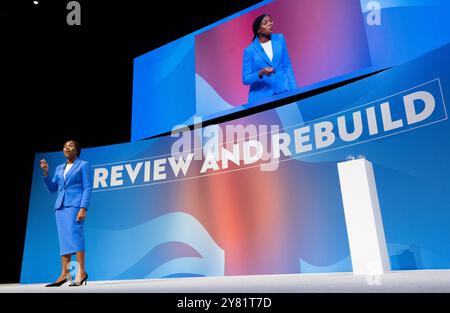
40, 159, 49, 177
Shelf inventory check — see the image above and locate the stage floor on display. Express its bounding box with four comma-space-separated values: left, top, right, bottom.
1, 270, 449, 293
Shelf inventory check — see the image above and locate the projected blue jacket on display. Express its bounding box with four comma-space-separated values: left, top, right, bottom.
43, 157, 92, 210
242, 33, 297, 103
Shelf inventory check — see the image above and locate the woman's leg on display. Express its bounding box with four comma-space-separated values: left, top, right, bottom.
56, 254, 71, 282
75, 251, 86, 281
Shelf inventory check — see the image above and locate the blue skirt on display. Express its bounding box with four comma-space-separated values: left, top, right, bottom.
55, 206, 85, 256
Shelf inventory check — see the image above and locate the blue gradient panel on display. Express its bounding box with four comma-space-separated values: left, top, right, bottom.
361, 0, 450, 68
132, 35, 196, 140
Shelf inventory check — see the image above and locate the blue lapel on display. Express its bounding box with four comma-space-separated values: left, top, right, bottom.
64, 157, 81, 183
252, 38, 272, 67
271, 35, 282, 69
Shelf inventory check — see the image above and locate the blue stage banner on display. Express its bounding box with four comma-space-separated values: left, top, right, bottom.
21, 43, 450, 283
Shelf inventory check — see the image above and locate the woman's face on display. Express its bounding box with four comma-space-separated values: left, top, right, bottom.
258, 15, 273, 37
63, 141, 78, 159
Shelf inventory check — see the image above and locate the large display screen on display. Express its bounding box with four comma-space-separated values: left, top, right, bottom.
132, 0, 450, 141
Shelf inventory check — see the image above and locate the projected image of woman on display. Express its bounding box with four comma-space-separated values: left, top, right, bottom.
242, 14, 297, 103
40, 140, 92, 287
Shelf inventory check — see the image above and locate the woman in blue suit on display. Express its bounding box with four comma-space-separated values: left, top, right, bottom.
40, 140, 92, 287
242, 14, 297, 103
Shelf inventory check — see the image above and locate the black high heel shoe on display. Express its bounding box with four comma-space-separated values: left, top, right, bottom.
45, 274, 71, 287
69, 273, 88, 287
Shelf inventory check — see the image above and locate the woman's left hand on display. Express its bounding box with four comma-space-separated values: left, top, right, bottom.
76, 208, 87, 222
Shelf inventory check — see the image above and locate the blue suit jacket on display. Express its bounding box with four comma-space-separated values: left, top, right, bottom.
242, 33, 297, 103
43, 157, 92, 210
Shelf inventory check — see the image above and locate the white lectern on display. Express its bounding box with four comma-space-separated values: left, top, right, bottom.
337, 158, 390, 275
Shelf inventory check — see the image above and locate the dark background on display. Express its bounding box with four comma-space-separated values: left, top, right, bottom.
1, 0, 262, 284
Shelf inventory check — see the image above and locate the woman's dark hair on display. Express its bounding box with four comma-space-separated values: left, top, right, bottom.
252, 14, 270, 40
65, 140, 81, 157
